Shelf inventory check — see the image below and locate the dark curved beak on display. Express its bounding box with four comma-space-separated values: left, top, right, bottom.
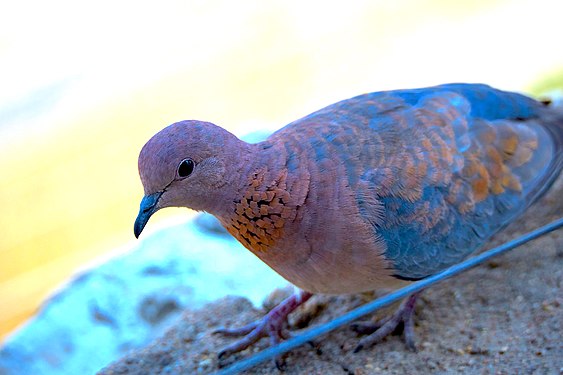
134, 191, 163, 238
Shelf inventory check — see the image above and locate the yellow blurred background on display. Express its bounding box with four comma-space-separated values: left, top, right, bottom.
1, 0, 562, 342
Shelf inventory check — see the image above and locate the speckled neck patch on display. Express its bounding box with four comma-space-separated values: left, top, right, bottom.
225, 168, 297, 252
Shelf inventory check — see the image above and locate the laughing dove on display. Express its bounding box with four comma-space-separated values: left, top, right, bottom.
134, 83, 562, 363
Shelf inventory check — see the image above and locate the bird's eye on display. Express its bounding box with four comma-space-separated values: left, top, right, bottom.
177, 158, 195, 178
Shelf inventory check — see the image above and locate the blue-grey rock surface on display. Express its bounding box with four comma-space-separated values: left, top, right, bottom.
0, 215, 287, 375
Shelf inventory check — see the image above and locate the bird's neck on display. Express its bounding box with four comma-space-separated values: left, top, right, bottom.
215, 140, 306, 253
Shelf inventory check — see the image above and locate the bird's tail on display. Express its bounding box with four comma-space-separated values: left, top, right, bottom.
526, 100, 563, 206
544, 99, 563, 168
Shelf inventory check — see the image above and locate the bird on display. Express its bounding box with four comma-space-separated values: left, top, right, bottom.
133, 83, 562, 364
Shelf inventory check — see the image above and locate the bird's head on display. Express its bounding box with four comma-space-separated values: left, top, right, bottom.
133, 120, 248, 238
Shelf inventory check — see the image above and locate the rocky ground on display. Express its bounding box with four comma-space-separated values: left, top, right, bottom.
99, 177, 562, 374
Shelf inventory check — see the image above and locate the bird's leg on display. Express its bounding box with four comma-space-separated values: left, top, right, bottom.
352, 292, 419, 352
215, 290, 313, 367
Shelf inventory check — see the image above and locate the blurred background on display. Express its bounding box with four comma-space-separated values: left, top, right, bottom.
1, 0, 562, 343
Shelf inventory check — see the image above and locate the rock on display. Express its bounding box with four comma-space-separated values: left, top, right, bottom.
0, 216, 286, 375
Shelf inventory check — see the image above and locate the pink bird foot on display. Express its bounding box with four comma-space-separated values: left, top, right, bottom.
215, 290, 312, 368
352, 292, 419, 352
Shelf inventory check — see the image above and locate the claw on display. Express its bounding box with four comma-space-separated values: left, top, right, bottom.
213, 321, 258, 337
350, 315, 391, 335
353, 292, 419, 352
275, 357, 287, 371
279, 327, 293, 341
216, 290, 313, 364
218, 326, 265, 359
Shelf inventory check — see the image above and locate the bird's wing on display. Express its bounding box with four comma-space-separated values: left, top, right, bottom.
353, 84, 561, 279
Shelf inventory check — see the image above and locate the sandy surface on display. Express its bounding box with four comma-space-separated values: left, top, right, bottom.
99, 177, 562, 374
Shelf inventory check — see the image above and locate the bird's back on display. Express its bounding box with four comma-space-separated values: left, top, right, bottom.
268, 84, 562, 282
